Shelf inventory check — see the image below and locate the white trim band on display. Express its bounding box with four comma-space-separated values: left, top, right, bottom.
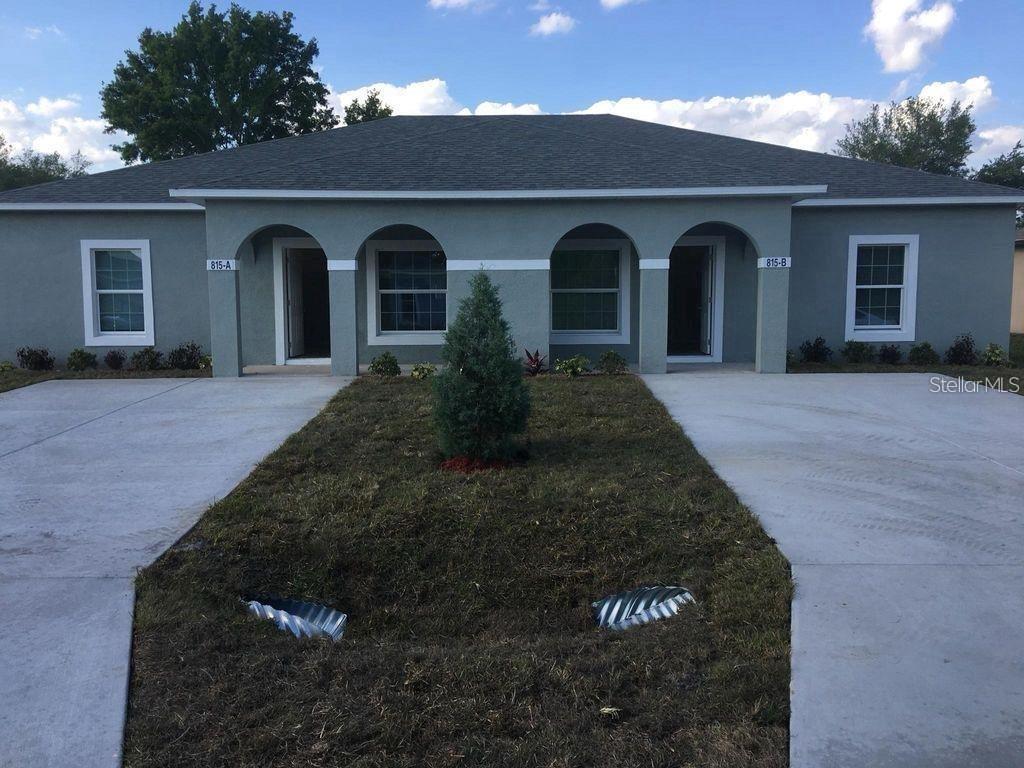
327, 259, 358, 271
794, 196, 1024, 207
447, 259, 549, 271
639, 258, 671, 270
0, 202, 203, 211
169, 185, 829, 201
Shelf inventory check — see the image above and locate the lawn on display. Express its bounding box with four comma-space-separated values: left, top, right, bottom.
0, 367, 209, 394
123, 375, 792, 768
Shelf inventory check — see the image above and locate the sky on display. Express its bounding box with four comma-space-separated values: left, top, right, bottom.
1, 0, 1022, 173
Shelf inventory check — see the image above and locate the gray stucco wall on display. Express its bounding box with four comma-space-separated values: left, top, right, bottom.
0, 212, 208, 365
790, 205, 1018, 354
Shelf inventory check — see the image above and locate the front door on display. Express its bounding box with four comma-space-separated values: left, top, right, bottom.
285, 251, 305, 358
667, 245, 713, 357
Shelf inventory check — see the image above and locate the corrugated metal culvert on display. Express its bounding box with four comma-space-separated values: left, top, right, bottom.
244, 596, 347, 641
592, 586, 695, 631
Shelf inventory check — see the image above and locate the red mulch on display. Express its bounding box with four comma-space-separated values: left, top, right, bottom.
440, 456, 509, 473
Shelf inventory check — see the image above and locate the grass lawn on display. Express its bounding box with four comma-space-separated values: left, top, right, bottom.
124, 376, 791, 768
0, 368, 209, 394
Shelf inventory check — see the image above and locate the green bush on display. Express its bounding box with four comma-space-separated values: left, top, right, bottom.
597, 349, 628, 374
129, 347, 164, 371
198, 354, 212, 370
368, 351, 401, 377
104, 349, 127, 370
167, 341, 205, 370
16, 347, 54, 371
907, 341, 940, 366
411, 362, 437, 380
877, 344, 902, 365
66, 348, 98, 371
944, 334, 978, 366
555, 355, 590, 377
981, 343, 1006, 367
0, 360, 14, 372
798, 337, 832, 364
434, 272, 530, 461
841, 341, 874, 363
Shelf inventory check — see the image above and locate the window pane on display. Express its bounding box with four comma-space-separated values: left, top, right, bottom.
855, 286, 901, 327
94, 249, 143, 292
378, 250, 446, 292
380, 291, 446, 331
552, 291, 618, 331
551, 250, 619, 290
856, 244, 905, 287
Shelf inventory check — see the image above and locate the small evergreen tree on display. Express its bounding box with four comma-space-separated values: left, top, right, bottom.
434, 272, 530, 460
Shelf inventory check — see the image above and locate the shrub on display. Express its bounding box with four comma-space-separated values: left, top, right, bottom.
0, 360, 14, 372
907, 341, 940, 366
368, 351, 400, 377
523, 348, 546, 377
411, 362, 437, 380
66, 348, 98, 371
104, 349, 127, 370
198, 354, 212, 370
841, 341, 875, 364
877, 344, 902, 365
555, 355, 590, 377
786, 349, 796, 369
799, 337, 832, 364
166, 341, 204, 370
129, 347, 164, 371
434, 272, 530, 461
944, 334, 978, 366
981, 343, 1006, 367
597, 349, 628, 374
16, 347, 54, 371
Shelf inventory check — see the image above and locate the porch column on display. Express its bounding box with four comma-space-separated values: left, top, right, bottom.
328, 259, 359, 376
638, 259, 669, 373
207, 259, 242, 377
755, 257, 791, 373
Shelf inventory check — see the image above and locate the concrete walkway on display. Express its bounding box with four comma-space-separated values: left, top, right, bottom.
643, 372, 1024, 768
0, 376, 345, 768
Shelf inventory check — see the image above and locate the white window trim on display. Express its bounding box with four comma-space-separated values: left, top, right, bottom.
666, 236, 726, 364
80, 239, 154, 347
273, 237, 322, 365
549, 239, 632, 345
366, 239, 447, 346
845, 234, 919, 342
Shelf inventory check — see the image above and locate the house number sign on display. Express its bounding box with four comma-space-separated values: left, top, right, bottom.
757, 257, 791, 269
207, 259, 238, 271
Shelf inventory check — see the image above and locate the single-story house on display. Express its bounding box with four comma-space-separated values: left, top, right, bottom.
1, 115, 1021, 376
1013, 230, 1024, 334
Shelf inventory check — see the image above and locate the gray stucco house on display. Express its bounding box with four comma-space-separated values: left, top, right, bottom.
1, 115, 1021, 376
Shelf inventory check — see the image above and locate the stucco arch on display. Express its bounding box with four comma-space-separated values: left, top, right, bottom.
674, 220, 762, 258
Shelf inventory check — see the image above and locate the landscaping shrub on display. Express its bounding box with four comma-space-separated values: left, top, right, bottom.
0, 360, 14, 372
16, 346, 54, 371
166, 341, 205, 370
198, 354, 212, 370
981, 343, 1006, 367
597, 349, 628, 374
877, 344, 902, 365
799, 337, 832, 363
410, 362, 437, 380
105, 349, 127, 370
129, 347, 164, 371
66, 348, 98, 371
434, 272, 529, 461
944, 334, 978, 365
841, 340, 874, 363
523, 348, 546, 376
908, 341, 940, 366
555, 354, 590, 377
368, 351, 400, 377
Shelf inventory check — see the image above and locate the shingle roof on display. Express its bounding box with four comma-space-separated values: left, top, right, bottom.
1, 114, 1020, 204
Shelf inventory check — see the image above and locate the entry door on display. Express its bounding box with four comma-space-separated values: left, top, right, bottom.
286, 251, 305, 358
667, 245, 713, 356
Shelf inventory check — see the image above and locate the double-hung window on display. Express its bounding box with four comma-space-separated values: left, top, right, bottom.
550, 240, 630, 344
80, 240, 154, 346
367, 242, 447, 344
845, 235, 918, 342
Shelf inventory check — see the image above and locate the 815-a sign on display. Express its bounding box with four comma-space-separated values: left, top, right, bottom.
757, 257, 791, 269
206, 259, 238, 271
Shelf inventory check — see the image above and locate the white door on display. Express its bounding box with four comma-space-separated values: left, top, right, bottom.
286, 252, 305, 358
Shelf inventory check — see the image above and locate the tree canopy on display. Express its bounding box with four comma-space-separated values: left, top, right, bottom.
101, 1, 337, 163
343, 89, 393, 125
835, 97, 975, 177
973, 142, 1024, 190
0, 135, 89, 192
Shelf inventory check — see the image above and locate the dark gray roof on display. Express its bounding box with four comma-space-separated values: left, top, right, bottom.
1, 114, 1020, 204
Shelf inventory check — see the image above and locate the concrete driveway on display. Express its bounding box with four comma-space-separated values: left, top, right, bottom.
643, 372, 1024, 768
0, 375, 345, 768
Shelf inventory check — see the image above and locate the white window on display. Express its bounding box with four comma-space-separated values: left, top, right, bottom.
845, 234, 918, 342
549, 239, 631, 345
366, 240, 446, 345
80, 240, 154, 346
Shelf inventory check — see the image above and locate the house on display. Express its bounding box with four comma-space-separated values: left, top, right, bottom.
1014, 230, 1024, 334
0, 115, 1021, 376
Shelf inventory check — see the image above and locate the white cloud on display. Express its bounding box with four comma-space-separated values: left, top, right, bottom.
530, 11, 576, 36
25, 96, 79, 118
600, 0, 644, 8
0, 96, 123, 171
918, 75, 993, 110
865, 0, 955, 73
974, 126, 1024, 164
23, 24, 64, 41
461, 101, 544, 115
329, 79, 462, 116
427, 0, 491, 8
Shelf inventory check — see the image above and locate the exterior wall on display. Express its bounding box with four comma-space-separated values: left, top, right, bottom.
790, 206, 1018, 354
0, 211, 208, 364
1012, 244, 1024, 335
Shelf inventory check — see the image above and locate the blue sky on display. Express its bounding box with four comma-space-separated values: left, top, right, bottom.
1, 0, 1022, 171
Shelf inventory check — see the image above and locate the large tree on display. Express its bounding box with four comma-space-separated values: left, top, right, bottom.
0, 135, 89, 191
344, 89, 393, 125
835, 96, 975, 177
101, 1, 337, 163
973, 142, 1024, 226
